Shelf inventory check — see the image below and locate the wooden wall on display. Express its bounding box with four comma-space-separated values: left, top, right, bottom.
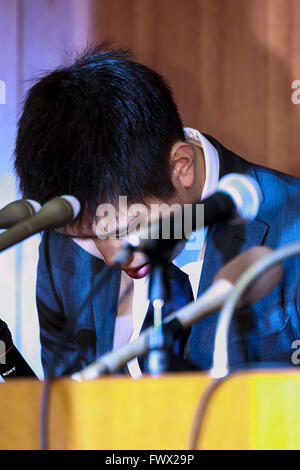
92, 0, 300, 177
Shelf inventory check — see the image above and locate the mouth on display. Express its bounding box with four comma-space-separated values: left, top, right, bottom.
123, 263, 151, 279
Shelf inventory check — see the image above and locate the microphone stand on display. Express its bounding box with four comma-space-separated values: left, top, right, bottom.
143, 257, 171, 375
142, 246, 198, 375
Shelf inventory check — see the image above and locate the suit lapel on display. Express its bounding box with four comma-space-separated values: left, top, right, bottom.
197, 218, 269, 297
198, 133, 269, 296
189, 135, 270, 369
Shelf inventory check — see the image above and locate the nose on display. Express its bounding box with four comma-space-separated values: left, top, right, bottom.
94, 237, 148, 270
103, 248, 128, 268
93, 238, 123, 267
117, 253, 135, 270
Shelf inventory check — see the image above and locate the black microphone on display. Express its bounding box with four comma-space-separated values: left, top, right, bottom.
0, 199, 42, 229
0, 319, 36, 380
115, 173, 262, 266
0, 195, 81, 253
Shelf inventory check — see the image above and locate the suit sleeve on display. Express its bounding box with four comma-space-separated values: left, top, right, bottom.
36, 231, 82, 377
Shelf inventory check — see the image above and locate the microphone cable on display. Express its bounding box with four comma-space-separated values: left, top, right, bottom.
187, 376, 225, 450
211, 239, 300, 379
187, 239, 300, 450
38, 259, 119, 450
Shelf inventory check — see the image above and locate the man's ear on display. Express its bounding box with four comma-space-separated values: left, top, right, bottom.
169, 142, 195, 189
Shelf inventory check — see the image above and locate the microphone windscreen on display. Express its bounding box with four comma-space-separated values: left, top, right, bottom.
214, 246, 283, 307
31, 195, 81, 231
214, 246, 272, 285
217, 173, 262, 224
240, 258, 283, 307
60, 195, 81, 219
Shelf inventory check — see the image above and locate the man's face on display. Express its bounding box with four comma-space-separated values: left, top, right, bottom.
59, 194, 183, 279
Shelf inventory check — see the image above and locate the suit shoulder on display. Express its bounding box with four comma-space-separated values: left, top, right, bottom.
253, 163, 300, 241
38, 230, 85, 279
254, 163, 300, 191
39, 230, 84, 257
203, 133, 300, 192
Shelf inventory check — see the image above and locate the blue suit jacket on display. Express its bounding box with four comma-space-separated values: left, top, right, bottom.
36, 135, 300, 377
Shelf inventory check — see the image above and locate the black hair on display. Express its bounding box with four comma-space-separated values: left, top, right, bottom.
14, 43, 185, 222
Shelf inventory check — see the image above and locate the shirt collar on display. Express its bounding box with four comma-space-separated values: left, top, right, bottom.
184, 127, 220, 198
173, 129, 220, 269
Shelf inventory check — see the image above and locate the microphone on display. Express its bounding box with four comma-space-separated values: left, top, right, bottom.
115, 173, 262, 266
211, 240, 300, 378
0, 199, 42, 229
0, 195, 81, 253
0, 319, 36, 380
72, 246, 282, 380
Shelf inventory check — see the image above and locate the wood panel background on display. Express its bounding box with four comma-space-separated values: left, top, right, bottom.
92, 0, 300, 177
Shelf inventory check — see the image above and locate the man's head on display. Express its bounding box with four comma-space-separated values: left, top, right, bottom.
14, 43, 204, 277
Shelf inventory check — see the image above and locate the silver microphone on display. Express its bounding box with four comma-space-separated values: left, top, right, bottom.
0, 195, 81, 253
0, 199, 41, 229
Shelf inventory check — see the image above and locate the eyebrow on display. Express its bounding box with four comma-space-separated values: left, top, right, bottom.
54, 229, 98, 239
56, 217, 145, 240
60, 234, 99, 239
